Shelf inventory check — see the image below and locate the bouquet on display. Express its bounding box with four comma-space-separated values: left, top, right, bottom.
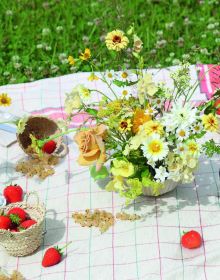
64, 28, 220, 204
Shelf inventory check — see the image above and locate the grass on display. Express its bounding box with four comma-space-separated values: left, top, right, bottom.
0, 0, 219, 85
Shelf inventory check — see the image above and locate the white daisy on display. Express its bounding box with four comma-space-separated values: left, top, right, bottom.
154, 166, 169, 183
174, 143, 187, 155
192, 122, 203, 134
176, 127, 189, 141
141, 134, 169, 162
118, 70, 131, 81
105, 70, 115, 82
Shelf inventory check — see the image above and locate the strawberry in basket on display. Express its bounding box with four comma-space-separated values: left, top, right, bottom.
8, 207, 27, 225
19, 219, 37, 231
0, 215, 12, 230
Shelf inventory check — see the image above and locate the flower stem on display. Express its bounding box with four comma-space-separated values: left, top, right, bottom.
59, 241, 72, 252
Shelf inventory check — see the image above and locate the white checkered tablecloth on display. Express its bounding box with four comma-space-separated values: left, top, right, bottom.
0, 66, 220, 280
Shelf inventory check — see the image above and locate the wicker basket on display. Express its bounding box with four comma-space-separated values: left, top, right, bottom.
0, 192, 46, 257
17, 116, 68, 158
142, 179, 178, 196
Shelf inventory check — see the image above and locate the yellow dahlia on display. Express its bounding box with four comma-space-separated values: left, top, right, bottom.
105, 30, 129, 51
202, 113, 218, 132
140, 120, 163, 136
0, 93, 11, 106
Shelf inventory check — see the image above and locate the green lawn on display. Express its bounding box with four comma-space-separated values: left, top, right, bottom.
0, 0, 219, 85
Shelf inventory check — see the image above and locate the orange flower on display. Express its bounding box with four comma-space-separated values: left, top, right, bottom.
132, 109, 151, 134
74, 124, 107, 167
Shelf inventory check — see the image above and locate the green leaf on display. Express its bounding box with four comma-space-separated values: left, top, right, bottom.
90, 165, 109, 180
113, 79, 138, 88
85, 108, 98, 116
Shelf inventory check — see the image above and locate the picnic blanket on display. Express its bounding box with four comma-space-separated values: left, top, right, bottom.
0, 65, 220, 280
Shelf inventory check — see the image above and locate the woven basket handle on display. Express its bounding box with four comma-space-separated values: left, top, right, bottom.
25, 191, 40, 206
53, 143, 68, 158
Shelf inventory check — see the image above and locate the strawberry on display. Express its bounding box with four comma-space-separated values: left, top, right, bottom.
3, 184, 23, 204
19, 219, 37, 230
181, 230, 202, 249
0, 216, 12, 230
8, 207, 27, 225
42, 242, 72, 268
42, 140, 57, 154
214, 100, 220, 115
42, 247, 62, 267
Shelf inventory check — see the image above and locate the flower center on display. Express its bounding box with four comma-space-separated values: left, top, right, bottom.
121, 72, 128, 79
113, 35, 122, 43
122, 90, 128, 96
152, 125, 159, 131
150, 141, 161, 153
209, 119, 215, 125
189, 144, 197, 152
108, 73, 113, 78
179, 130, 185, 137
179, 147, 184, 152
1, 97, 7, 104
120, 121, 128, 129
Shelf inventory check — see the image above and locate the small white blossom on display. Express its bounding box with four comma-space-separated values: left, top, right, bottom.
154, 166, 169, 183
5, 10, 13, 16
56, 26, 63, 33
42, 28, 51, 36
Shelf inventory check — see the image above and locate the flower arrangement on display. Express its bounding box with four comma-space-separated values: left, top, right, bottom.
59, 27, 220, 204
2, 27, 220, 204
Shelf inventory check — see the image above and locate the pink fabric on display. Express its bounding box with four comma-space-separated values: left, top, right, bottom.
31, 107, 94, 128
198, 64, 220, 99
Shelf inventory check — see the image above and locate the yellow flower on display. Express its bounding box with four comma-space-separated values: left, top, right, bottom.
105, 176, 125, 192
186, 140, 200, 156
140, 120, 163, 136
79, 48, 91, 61
78, 85, 91, 100
0, 93, 11, 106
105, 30, 129, 51
137, 73, 158, 99
118, 119, 132, 133
132, 109, 151, 134
68, 55, 75, 65
111, 159, 134, 177
88, 73, 99, 81
202, 113, 218, 132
